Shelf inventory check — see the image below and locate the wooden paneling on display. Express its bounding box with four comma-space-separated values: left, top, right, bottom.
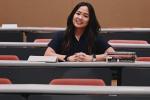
0, 0, 150, 27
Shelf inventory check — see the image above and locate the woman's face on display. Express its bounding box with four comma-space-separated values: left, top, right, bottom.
73, 6, 89, 29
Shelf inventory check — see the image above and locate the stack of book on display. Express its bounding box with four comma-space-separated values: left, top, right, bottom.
106, 52, 136, 63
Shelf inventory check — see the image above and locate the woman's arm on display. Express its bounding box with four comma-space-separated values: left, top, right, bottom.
77, 47, 115, 62
44, 47, 80, 62
96, 47, 115, 61
44, 47, 66, 61
105, 47, 115, 53
44, 47, 115, 62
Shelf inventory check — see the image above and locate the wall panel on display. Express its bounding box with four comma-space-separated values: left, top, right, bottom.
0, 0, 150, 27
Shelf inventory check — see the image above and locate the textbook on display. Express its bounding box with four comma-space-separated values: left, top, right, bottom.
106, 52, 136, 63
107, 51, 136, 55
28, 56, 57, 63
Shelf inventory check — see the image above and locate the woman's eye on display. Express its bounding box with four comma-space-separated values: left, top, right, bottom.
76, 12, 80, 15
83, 14, 89, 18
84, 15, 88, 18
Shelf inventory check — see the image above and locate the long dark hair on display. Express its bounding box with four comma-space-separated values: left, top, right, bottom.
62, 2, 101, 54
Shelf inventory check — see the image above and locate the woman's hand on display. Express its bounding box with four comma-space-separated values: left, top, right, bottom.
67, 54, 79, 62
75, 52, 93, 62
67, 52, 92, 62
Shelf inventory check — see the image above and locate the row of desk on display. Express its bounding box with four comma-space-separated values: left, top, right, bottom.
1, 27, 150, 32
0, 42, 150, 60
0, 27, 150, 100
0, 27, 150, 42
0, 61, 150, 85
0, 84, 149, 95
1, 84, 150, 100
0, 42, 48, 47
0, 60, 149, 67
0, 42, 150, 48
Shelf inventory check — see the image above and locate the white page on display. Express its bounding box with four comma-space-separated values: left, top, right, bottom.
28, 56, 57, 63
2, 24, 18, 28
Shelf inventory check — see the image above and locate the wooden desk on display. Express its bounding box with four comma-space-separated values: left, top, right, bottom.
0, 60, 149, 67
0, 61, 150, 85
1, 27, 150, 42
0, 41, 150, 48
0, 84, 149, 94
0, 42, 48, 47
1, 42, 150, 48
110, 43, 150, 49
0, 27, 64, 32
1, 27, 150, 32
0, 84, 149, 95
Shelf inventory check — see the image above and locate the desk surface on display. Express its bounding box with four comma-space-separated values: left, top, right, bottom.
0, 84, 149, 94
0, 42, 48, 47
0, 27, 150, 32
0, 27, 64, 32
110, 43, 150, 48
0, 42, 150, 48
0, 60, 150, 67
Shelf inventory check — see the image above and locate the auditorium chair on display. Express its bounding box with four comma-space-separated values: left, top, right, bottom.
136, 57, 150, 61
0, 55, 19, 60
28, 79, 105, 100
50, 78, 106, 86
108, 40, 148, 44
0, 77, 25, 100
0, 77, 12, 84
29, 78, 150, 100
0, 55, 19, 84
34, 38, 52, 43
108, 40, 150, 57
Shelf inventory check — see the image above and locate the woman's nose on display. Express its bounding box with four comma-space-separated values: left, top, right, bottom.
78, 15, 83, 19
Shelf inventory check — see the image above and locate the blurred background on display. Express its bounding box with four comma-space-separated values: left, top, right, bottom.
0, 0, 150, 27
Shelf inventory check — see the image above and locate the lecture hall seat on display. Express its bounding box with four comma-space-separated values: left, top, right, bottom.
0, 77, 12, 84
50, 78, 105, 86
34, 39, 52, 43
28, 79, 105, 100
0, 55, 19, 84
108, 40, 150, 57
0, 55, 19, 60
136, 57, 150, 61
0, 78, 25, 100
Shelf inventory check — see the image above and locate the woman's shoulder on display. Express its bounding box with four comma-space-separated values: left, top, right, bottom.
95, 33, 110, 45
95, 34, 106, 41
53, 31, 65, 36
48, 31, 65, 46
52, 31, 65, 39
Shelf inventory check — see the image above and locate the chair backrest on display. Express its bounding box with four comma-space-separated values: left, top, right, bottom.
0, 55, 19, 60
34, 39, 52, 43
108, 40, 148, 44
136, 57, 150, 61
0, 78, 12, 84
50, 79, 105, 86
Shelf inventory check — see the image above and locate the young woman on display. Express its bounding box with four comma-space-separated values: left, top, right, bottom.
45, 2, 114, 62
44, 2, 114, 85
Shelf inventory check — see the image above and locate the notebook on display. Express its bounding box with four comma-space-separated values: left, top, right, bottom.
28, 56, 57, 63
2, 24, 18, 28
